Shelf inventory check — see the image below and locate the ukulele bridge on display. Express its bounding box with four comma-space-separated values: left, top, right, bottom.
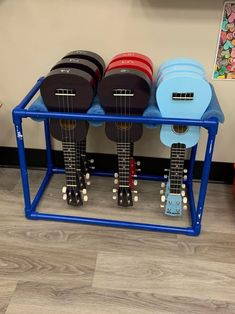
172, 93, 194, 100
55, 88, 76, 96
113, 89, 134, 97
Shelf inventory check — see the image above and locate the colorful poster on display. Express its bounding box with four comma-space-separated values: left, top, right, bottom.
213, 2, 235, 80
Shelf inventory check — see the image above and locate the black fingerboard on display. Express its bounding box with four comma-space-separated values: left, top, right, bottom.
117, 142, 131, 187
169, 143, 186, 194
62, 140, 77, 188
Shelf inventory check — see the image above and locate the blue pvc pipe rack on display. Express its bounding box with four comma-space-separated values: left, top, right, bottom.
12, 77, 223, 236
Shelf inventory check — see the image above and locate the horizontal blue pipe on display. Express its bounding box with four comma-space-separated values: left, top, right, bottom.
29, 211, 197, 235
14, 109, 218, 128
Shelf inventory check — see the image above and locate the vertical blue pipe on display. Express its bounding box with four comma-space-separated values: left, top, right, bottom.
194, 125, 218, 234
14, 118, 32, 217
44, 119, 53, 172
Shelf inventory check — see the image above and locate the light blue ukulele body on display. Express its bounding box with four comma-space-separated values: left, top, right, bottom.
156, 59, 212, 216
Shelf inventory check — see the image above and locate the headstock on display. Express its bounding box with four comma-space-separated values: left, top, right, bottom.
160, 169, 188, 216
62, 186, 88, 206
82, 157, 95, 185
113, 173, 138, 204
129, 158, 141, 190
117, 187, 133, 207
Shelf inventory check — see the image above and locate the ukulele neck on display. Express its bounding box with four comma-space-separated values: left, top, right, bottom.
169, 143, 186, 194
62, 140, 77, 188
117, 142, 131, 187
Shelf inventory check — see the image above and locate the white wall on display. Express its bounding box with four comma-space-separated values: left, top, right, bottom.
0, 0, 234, 162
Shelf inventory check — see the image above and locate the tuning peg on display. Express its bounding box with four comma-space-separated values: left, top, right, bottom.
114, 173, 119, 178
183, 205, 188, 210
136, 161, 141, 166
90, 166, 95, 170
85, 173, 90, 180
181, 184, 186, 189
133, 174, 137, 178
137, 168, 141, 172
181, 190, 185, 197
164, 168, 169, 172
164, 175, 168, 179
69, 199, 72, 204
82, 188, 87, 195
133, 190, 138, 194
183, 197, 187, 204
114, 179, 118, 185
161, 195, 166, 203
133, 180, 138, 186
62, 193, 67, 201
160, 205, 165, 208
86, 181, 91, 186
160, 189, 164, 195
184, 169, 188, 173
113, 195, 117, 200
62, 186, 67, 194
89, 159, 94, 164
134, 195, 138, 202
161, 182, 165, 188
183, 175, 187, 181
83, 195, 88, 202
113, 188, 117, 193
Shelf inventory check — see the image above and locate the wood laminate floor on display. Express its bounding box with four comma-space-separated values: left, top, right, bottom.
0, 168, 234, 314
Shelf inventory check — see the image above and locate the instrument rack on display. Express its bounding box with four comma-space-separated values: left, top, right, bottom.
12, 77, 223, 236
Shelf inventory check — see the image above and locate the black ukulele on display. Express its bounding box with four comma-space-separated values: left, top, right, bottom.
40, 51, 105, 206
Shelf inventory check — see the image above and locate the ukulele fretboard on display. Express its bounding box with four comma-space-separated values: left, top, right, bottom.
62, 140, 77, 187
117, 142, 131, 187
169, 143, 186, 194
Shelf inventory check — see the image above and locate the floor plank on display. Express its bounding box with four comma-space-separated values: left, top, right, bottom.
93, 251, 235, 302
6, 280, 235, 314
0, 281, 17, 314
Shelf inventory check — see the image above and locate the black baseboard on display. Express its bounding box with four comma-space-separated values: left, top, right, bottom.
0, 146, 233, 184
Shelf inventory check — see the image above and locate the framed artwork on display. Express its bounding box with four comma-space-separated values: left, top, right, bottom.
213, 1, 235, 80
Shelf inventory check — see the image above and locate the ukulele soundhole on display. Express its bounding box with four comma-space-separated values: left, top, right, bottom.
60, 120, 77, 131
172, 125, 188, 134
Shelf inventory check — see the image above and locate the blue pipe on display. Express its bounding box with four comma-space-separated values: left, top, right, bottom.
29, 211, 197, 235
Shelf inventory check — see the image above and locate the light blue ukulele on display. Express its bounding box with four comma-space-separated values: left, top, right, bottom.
156, 59, 212, 216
